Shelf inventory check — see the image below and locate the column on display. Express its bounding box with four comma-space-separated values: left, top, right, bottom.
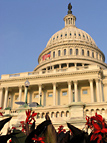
52, 65, 54, 70
0, 88, 3, 108
4, 87, 8, 109
68, 81, 72, 104
24, 86, 27, 103
19, 86, 22, 101
89, 79, 94, 102
53, 82, 56, 105
95, 79, 101, 102
99, 79, 103, 102
39, 84, 42, 105
74, 80, 78, 102
59, 64, 61, 69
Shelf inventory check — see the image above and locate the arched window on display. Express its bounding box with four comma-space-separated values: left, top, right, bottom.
100, 54, 101, 60
66, 111, 69, 117
82, 49, 84, 55
92, 51, 94, 58
51, 112, 54, 118
64, 49, 66, 55
53, 51, 55, 58
58, 50, 61, 56
70, 49, 72, 55
61, 111, 64, 117
87, 50, 90, 56
37, 113, 40, 119
41, 113, 45, 118
56, 112, 59, 118
76, 49, 78, 55
96, 52, 98, 59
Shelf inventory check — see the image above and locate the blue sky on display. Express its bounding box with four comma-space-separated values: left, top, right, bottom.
0, 0, 107, 78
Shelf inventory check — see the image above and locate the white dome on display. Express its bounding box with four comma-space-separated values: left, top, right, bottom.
46, 26, 97, 48
46, 12, 97, 49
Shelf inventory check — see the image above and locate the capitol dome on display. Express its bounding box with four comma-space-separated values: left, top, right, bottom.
46, 21, 97, 48
34, 3, 106, 72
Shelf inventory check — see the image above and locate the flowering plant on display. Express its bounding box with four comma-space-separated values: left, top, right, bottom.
0, 107, 3, 117
86, 112, 107, 143
20, 109, 37, 135
32, 134, 45, 143
58, 125, 66, 134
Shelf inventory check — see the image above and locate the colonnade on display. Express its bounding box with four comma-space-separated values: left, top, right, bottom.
0, 78, 104, 109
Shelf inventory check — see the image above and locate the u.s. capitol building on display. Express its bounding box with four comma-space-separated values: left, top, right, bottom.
0, 3, 107, 131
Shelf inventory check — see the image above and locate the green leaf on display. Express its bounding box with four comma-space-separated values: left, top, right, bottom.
11, 129, 27, 143
0, 116, 12, 131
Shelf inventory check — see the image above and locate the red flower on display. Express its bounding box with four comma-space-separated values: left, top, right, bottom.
12, 127, 16, 130
0, 112, 3, 116
0, 107, 2, 109
25, 110, 37, 123
32, 134, 45, 143
58, 125, 66, 134
32, 112, 37, 117
70, 129, 73, 135
86, 113, 107, 143
9, 139, 12, 143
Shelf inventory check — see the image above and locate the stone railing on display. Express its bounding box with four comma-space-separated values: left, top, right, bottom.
1, 65, 100, 80
83, 102, 107, 119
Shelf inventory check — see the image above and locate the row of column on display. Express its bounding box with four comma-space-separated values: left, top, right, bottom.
45, 63, 88, 71
0, 78, 104, 109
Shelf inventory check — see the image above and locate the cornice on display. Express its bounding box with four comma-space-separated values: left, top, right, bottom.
0, 69, 100, 83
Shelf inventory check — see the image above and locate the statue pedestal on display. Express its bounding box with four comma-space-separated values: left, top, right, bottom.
15, 107, 31, 127
67, 102, 86, 128
69, 102, 85, 118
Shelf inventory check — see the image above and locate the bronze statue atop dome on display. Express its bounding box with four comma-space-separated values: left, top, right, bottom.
68, 3, 72, 14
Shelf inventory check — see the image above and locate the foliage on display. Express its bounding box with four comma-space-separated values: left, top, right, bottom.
0, 108, 107, 143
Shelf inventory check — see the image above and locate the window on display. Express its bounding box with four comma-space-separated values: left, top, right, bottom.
15, 95, 19, 100
64, 49, 66, 55
58, 50, 60, 56
96, 52, 98, 59
77, 63, 82, 66
70, 33, 71, 36
54, 64, 59, 69
57, 36, 58, 38
61, 63, 67, 68
65, 34, 67, 36
70, 49, 72, 55
69, 63, 74, 67
53, 37, 55, 40
92, 51, 94, 58
34, 94, 39, 98
61, 34, 62, 37
48, 93, 53, 97
82, 49, 84, 55
82, 89, 88, 94
100, 54, 101, 60
53, 51, 55, 58
87, 50, 90, 56
84, 64, 89, 66
76, 49, 78, 55
62, 91, 67, 96
74, 33, 76, 36
79, 34, 81, 36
